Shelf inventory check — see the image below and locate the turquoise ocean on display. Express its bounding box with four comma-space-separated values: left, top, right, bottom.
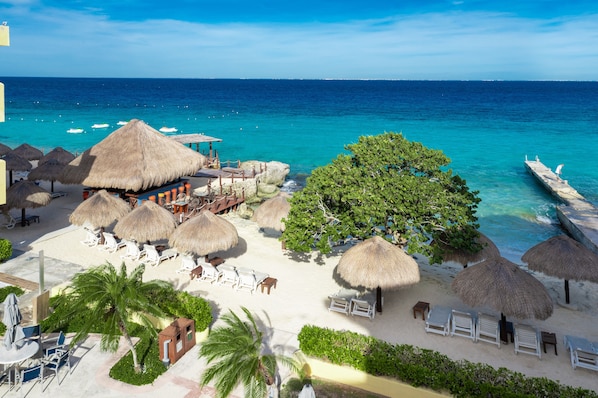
1, 78, 598, 262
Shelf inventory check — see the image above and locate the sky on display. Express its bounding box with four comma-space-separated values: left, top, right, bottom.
1, 0, 597, 80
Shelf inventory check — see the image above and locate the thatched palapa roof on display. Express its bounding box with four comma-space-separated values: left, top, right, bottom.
253, 193, 290, 231
169, 210, 238, 256
0, 143, 12, 156
11, 143, 43, 161
39, 147, 75, 165
70, 190, 131, 228
60, 119, 205, 192
114, 201, 177, 242
452, 256, 553, 320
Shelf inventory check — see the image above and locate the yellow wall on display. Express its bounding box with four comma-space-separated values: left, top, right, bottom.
306, 357, 450, 398
0, 25, 9, 46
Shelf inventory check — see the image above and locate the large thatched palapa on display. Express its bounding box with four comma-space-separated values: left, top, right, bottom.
434, 232, 500, 267
27, 159, 66, 192
522, 235, 598, 304
11, 143, 43, 161
336, 236, 420, 313
114, 201, 177, 243
60, 119, 205, 192
2, 152, 31, 186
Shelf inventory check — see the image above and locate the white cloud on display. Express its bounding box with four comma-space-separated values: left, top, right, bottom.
2, 5, 598, 79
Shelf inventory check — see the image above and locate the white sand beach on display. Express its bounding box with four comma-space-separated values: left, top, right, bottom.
1, 178, 598, 397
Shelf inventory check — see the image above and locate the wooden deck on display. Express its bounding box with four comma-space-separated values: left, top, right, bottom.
525, 157, 598, 255
0, 272, 39, 291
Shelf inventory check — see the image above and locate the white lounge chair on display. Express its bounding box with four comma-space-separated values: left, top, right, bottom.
177, 254, 197, 274
564, 335, 598, 371
328, 289, 359, 316
199, 262, 223, 283
120, 240, 145, 261
425, 306, 452, 336
236, 268, 269, 293
218, 264, 239, 287
514, 324, 541, 358
476, 313, 500, 348
350, 298, 376, 320
451, 309, 476, 341
99, 232, 126, 253
143, 244, 178, 266
1, 212, 16, 229
80, 227, 100, 247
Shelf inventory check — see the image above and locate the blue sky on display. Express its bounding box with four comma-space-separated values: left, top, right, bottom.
1, 0, 597, 79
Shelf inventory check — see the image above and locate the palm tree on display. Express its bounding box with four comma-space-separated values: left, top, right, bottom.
52, 261, 170, 373
199, 307, 301, 398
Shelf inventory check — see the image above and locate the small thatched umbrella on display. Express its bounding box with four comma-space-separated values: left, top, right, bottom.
0, 143, 12, 156
452, 256, 553, 343
253, 193, 291, 232
522, 235, 598, 304
27, 159, 66, 192
336, 236, 420, 313
70, 190, 131, 242
39, 147, 75, 166
60, 119, 205, 191
11, 143, 43, 161
169, 210, 238, 258
114, 200, 177, 243
2, 152, 32, 187
5, 180, 51, 226
433, 231, 500, 267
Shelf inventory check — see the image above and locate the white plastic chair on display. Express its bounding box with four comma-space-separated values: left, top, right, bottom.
120, 240, 145, 261
425, 306, 452, 336
200, 263, 222, 283
218, 264, 239, 287
350, 298, 375, 320
80, 227, 100, 247
143, 244, 178, 266
1, 212, 16, 229
476, 313, 500, 348
514, 324, 541, 359
177, 254, 197, 274
236, 268, 269, 293
451, 309, 476, 341
99, 232, 126, 253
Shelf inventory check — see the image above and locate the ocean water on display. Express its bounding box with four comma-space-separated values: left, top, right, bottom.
1, 78, 598, 262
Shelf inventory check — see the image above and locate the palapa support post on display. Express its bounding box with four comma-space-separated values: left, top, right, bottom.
565, 279, 570, 304
500, 313, 508, 344
376, 286, 383, 313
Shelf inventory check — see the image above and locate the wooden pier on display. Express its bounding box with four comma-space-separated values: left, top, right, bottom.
524, 157, 598, 255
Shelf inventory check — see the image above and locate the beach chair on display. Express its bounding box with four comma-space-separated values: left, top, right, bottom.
236, 268, 269, 293
218, 264, 239, 287
451, 309, 476, 341
350, 298, 376, 320
143, 244, 178, 266
564, 335, 598, 371
1, 212, 16, 229
199, 262, 222, 284
514, 324, 541, 359
425, 306, 452, 336
41, 345, 72, 385
476, 313, 500, 348
99, 232, 126, 253
14, 363, 43, 397
80, 227, 100, 247
120, 240, 145, 261
328, 289, 359, 316
177, 254, 197, 274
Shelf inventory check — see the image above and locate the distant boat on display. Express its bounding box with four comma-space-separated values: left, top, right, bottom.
117, 121, 128, 126
91, 123, 110, 129
67, 128, 85, 134
159, 127, 178, 133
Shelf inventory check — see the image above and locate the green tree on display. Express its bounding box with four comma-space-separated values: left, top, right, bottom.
281, 132, 481, 262
199, 307, 300, 398
51, 262, 170, 373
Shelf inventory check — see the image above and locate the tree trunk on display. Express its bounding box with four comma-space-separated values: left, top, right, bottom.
120, 322, 141, 373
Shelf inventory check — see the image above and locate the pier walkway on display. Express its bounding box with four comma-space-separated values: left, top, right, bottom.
524, 157, 598, 255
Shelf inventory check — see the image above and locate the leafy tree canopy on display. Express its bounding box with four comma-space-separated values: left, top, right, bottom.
281, 132, 481, 263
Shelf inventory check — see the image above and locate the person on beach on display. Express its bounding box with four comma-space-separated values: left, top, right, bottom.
555, 163, 564, 180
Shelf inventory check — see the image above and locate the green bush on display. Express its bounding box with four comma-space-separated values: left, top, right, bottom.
0, 239, 12, 262
152, 286, 213, 331
109, 335, 167, 385
298, 325, 596, 398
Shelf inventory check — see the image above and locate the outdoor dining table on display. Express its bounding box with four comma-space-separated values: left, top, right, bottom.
0, 340, 40, 384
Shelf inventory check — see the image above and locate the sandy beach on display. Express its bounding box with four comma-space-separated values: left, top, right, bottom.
1, 178, 598, 397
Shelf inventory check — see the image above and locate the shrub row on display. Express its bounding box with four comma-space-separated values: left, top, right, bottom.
297, 325, 596, 398
0, 239, 12, 262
